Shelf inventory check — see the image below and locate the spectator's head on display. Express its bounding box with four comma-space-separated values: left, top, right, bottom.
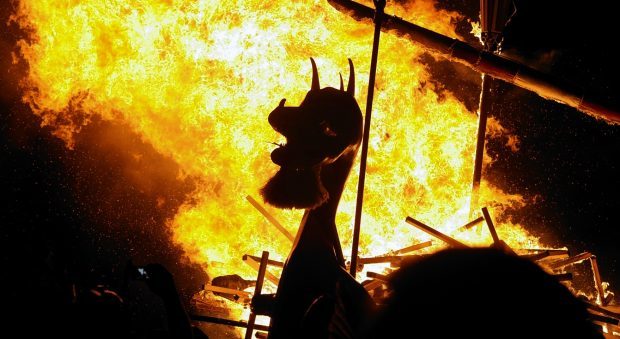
364, 248, 602, 338
68, 285, 130, 339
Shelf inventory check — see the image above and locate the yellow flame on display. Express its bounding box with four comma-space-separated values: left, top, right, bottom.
13, 0, 542, 281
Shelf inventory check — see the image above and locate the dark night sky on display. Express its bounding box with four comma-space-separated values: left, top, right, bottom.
435, 0, 620, 289
497, 1, 620, 282
1, 0, 619, 332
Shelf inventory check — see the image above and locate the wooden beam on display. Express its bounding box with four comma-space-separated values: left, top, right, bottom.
589, 313, 620, 326
457, 216, 485, 231
586, 301, 620, 320
203, 284, 252, 302
243, 254, 280, 286
363, 279, 385, 291
359, 255, 406, 265
245, 251, 270, 339
520, 251, 550, 261
366, 271, 389, 282
519, 249, 569, 261
190, 314, 270, 332
604, 294, 614, 306
548, 252, 592, 270
392, 240, 433, 255
590, 256, 607, 306
359, 254, 426, 267
481, 207, 500, 246
552, 273, 573, 282
521, 248, 569, 256
246, 195, 294, 242
405, 216, 468, 248
243, 254, 284, 268
389, 255, 426, 268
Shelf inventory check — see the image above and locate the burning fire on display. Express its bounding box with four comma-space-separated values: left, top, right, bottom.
12, 0, 541, 281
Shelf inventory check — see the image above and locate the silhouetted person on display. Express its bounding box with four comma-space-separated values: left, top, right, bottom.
63, 263, 207, 339
140, 263, 208, 339
67, 282, 131, 339
363, 248, 602, 338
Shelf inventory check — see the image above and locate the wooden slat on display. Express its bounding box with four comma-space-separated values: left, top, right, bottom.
590, 256, 607, 306
190, 314, 270, 332
481, 207, 500, 246
245, 251, 270, 339
405, 216, 468, 248
366, 271, 388, 282
392, 240, 433, 255
458, 216, 484, 231
548, 252, 592, 270
363, 279, 385, 291
243, 254, 284, 268
243, 255, 280, 286
203, 284, 252, 301
246, 195, 294, 242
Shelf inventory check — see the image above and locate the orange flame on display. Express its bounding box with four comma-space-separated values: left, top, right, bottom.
12, 0, 542, 281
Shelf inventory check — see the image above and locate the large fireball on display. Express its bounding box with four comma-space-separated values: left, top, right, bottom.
12, 0, 540, 279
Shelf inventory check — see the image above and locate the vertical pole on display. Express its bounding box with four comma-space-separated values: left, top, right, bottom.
590, 256, 607, 306
481, 206, 500, 246
470, 74, 493, 218
471, 0, 514, 217
350, 0, 386, 277
245, 251, 269, 339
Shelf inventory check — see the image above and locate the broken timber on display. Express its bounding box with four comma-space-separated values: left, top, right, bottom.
405, 216, 468, 248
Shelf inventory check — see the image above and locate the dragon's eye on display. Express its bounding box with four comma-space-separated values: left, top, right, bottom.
320, 120, 337, 137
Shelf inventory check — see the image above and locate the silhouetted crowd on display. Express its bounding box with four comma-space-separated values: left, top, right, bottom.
4, 256, 208, 339
5, 248, 604, 338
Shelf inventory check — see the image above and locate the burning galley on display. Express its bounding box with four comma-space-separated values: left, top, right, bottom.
10, 0, 619, 338
191, 1, 620, 337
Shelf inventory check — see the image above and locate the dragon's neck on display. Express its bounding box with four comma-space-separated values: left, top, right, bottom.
269, 145, 363, 338
290, 147, 358, 263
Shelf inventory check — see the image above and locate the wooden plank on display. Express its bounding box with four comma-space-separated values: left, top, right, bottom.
520, 251, 550, 261
458, 216, 484, 231
405, 216, 468, 248
589, 313, 620, 326
245, 251, 270, 339
246, 195, 294, 242
548, 252, 592, 270
391, 240, 433, 255
203, 284, 252, 301
590, 256, 607, 306
243, 254, 284, 268
481, 207, 500, 246
363, 279, 384, 291
552, 273, 573, 281
190, 314, 270, 332
586, 301, 620, 320
366, 271, 388, 281
243, 255, 280, 286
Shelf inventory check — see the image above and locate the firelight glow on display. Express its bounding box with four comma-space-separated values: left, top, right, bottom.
12, 0, 541, 282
